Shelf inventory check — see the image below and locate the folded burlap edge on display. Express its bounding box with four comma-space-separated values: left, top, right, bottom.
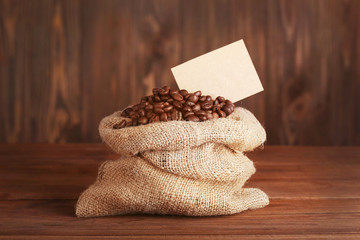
99, 107, 266, 156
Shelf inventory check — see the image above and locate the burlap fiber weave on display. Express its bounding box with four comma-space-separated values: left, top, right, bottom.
76, 107, 269, 217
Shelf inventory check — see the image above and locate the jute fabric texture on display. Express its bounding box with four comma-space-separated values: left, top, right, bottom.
76, 107, 269, 217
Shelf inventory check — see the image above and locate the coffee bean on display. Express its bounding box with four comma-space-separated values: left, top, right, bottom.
126, 120, 133, 127
199, 96, 207, 102
171, 110, 182, 121
164, 105, 173, 112
173, 101, 183, 110
183, 111, 195, 118
192, 104, 201, 112
201, 101, 213, 110
115, 86, 235, 127
138, 117, 148, 125
171, 93, 183, 101
206, 112, 213, 120
159, 86, 170, 95
154, 107, 164, 114
188, 94, 199, 103
152, 88, 160, 95
154, 102, 164, 108
145, 105, 153, 111
170, 89, 179, 95
217, 109, 226, 117
179, 89, 188, 96
113, 120, 127, 129
121, 107, 133, 117
160, 95, 170, 101
138, 109, 146, 117
222, 105, 234, 115
153, 95, 161, 102
186, 115, 200, 122
149, 114, 160, 123
182, 105, 192, 112
217, 96, 226, 103
199, 115, 207, 121
195, 110, 206, 117
160, 112, 168, 121
186, 101, 196, 107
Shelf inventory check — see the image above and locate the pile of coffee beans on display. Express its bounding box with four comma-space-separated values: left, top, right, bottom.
113, 86, 235, 129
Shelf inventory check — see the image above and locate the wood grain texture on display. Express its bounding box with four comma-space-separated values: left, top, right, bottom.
1, 145, 359, 200
0, 144, 359, 238
0, 0, 359, 144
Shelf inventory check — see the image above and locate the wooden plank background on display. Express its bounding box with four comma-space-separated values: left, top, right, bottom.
0, 0, 359, 145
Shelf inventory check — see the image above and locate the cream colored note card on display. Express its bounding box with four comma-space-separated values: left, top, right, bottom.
171, 39, 263, 103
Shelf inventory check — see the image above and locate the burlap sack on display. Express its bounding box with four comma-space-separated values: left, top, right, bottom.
76, 107, 269, 217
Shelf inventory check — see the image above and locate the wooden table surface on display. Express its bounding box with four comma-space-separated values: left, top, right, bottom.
0, 144, 359, 239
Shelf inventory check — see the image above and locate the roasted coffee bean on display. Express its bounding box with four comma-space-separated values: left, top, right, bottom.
154, 102, 164, 108
179, 89, 188, 96
217, 109, 227, 118
153, 95, 161, 102
160, 112, 168, 121
188, 94, 199, 103
116, 86, 234, 127
195, 110, 206, 117
182, 105, 192, 112
158, 87, 169, 95
121, 107, 133, 117
126, 120, 133, 127
113, 120, 127, 129
217, 96, 226, 103
132, 118, 138, 126
171, 110, 182, 121
173, 101, 183, 110
183, 111, 195, 118
171, 93, 183, 101
186, 115, 200, 122
147, 111, 155, 118
164, 105, 173, 112
149, 114, 160, 123
201, 101, 213, 110
222, 105, 233, 115
138, 116, 148, 125
145, 104, 153, 111
129, 112, 139, 119
225, 100, 234, 106
192, 104, 201, 112
138, 109, 146, 117
186, 101, 196, 107
199, 115, 207, 121
170, 89, 178, 95
199, 96, 207, 102
160, 95, 170, 101
152, 88, 160, 95
154, 107, 165, 114
194, 91, 202, 97
206, 112, 214, 120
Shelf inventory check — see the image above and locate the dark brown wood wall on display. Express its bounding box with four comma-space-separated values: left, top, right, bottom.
1, 0, 359, 145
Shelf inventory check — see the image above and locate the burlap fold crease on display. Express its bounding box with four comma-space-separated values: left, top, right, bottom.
76, 107, 269, 217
